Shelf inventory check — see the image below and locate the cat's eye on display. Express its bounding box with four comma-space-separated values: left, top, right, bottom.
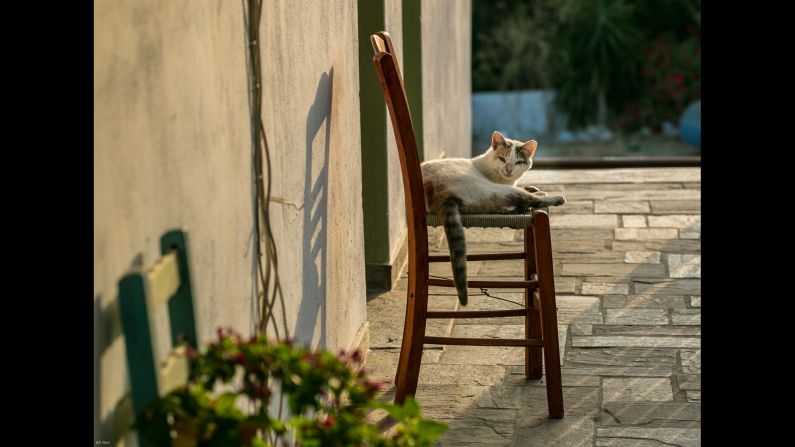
515, 160, 526, 165
497, 156, 506, 162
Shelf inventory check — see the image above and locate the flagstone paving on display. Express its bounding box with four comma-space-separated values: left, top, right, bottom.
365, 168, 701, 446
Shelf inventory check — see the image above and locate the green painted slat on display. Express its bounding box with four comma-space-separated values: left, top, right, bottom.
402, 0, 424, 160
118, 273, 166, 447
358, 0, 391, 264
119, 229, 197, 447
161, 229, 197, 348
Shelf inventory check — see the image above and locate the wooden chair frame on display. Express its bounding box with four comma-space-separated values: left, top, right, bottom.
370, 31, 563, 418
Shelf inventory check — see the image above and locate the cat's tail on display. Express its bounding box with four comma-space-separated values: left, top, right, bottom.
441, 198, 468, 306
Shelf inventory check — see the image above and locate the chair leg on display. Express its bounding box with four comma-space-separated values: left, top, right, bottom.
533, 211, 564, 418
524, 227, 543, 379
394, 273, 429, 405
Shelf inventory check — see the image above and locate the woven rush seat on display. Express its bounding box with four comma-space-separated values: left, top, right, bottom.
426, 211, 541, 229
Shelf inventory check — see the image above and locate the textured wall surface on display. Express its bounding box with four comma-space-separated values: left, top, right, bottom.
94, 0, 366, 443
421, 0, 472, 161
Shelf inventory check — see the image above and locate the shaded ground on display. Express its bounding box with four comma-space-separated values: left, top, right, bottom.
538, 135, 700, 158
365, 167, 701, 446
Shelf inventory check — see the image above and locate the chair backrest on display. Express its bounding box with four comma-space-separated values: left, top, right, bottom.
370, 31, 428, 265
118, 229, 198, 446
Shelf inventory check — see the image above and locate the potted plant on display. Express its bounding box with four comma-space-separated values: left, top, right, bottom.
136, 327, 447, 446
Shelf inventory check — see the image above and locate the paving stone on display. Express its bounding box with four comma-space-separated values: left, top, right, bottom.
602, 295, 686, 309
581, 282, 629, 295
668, 254, 701, 278
677, 374, 701, 391
565, 348, 678, 368
672, 309, 701, 326
434, 408, 516, 446
613, 240, 700, 252
686, 391, 701, 402
553, 240, 610, 253
615, 228, 679, 240
556, 296, 604, 324
439, 325, 568, 366
601, 402, 700, 425
595, 201, 651, 213
364, 350, 505, 386
527, 168, 700, 184
512, 414, 595, 447
603, 377, 673, 403
552, 250, 627, 263
690, 296, 700, 307
561, 263, 667, 277
605, 308, 669, 325
650, 200, 701, 214
513, 387, 599, 416
552, 228, 616, 241
564, 190, 700, 201
461, 227, 515, 243
634, 279, 701, 295
544, 366, 673, 377
679, 231, 700, 239
504, 368, 601, 387
556, 200, 595, 214
593, 325, 700, 337
624, 251, 661, 264
572, 336, 700, 348
622, 215, 647, 228
551, 214, 619, 228
680, 349, 701, 374
648, 215, 701, 231
555, 277, 576, 293
570, 323, 592, 335
596, 427, 700, 447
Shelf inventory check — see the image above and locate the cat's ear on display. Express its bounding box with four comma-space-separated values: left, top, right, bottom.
521, 140, 538, 158
491, 131, 506, 149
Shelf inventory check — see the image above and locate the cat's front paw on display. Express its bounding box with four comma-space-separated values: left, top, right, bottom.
547, 195, 566, 206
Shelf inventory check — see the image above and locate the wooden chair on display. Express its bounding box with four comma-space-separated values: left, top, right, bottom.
118, 229, 199, 446
370, 31, 564, 418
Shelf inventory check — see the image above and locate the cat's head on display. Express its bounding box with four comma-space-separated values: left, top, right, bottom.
487, 131, 538, 181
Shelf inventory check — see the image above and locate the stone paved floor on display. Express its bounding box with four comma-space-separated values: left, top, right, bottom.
365, 168, 701, 446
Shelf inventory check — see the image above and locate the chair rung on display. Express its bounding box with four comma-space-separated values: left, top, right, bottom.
424, 336, 543, 347
428, 252, 526, 262
426, 309, 527, 319
428, 278, 538, 289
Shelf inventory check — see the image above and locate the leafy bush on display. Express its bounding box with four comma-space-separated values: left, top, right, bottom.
472, 0, 574, 91
551, 0, 643, 129
136, 328, 447, 446
472, 0, 701, 133
616, 31, 700, 132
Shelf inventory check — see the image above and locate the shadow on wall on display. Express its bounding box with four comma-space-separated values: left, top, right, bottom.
296, 69, 334, 348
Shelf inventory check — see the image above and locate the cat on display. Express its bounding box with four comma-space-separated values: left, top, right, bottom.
421, 131, 566, 306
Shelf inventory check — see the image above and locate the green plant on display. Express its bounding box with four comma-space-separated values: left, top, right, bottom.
136, 328, 447, 446
551, 0, 643, 129
472, 0, 574, 91
616, 32, 700, 132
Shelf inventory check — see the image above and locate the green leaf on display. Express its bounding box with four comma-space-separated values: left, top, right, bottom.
418, 420, 448, 439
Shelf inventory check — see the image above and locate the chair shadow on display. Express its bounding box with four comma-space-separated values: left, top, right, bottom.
294, 68, 333, 347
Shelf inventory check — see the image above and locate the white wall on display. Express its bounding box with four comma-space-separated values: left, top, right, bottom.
422, 0, 473, 161
94, 0, 367, 443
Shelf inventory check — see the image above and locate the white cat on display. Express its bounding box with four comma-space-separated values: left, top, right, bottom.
421, 131, 565, 305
